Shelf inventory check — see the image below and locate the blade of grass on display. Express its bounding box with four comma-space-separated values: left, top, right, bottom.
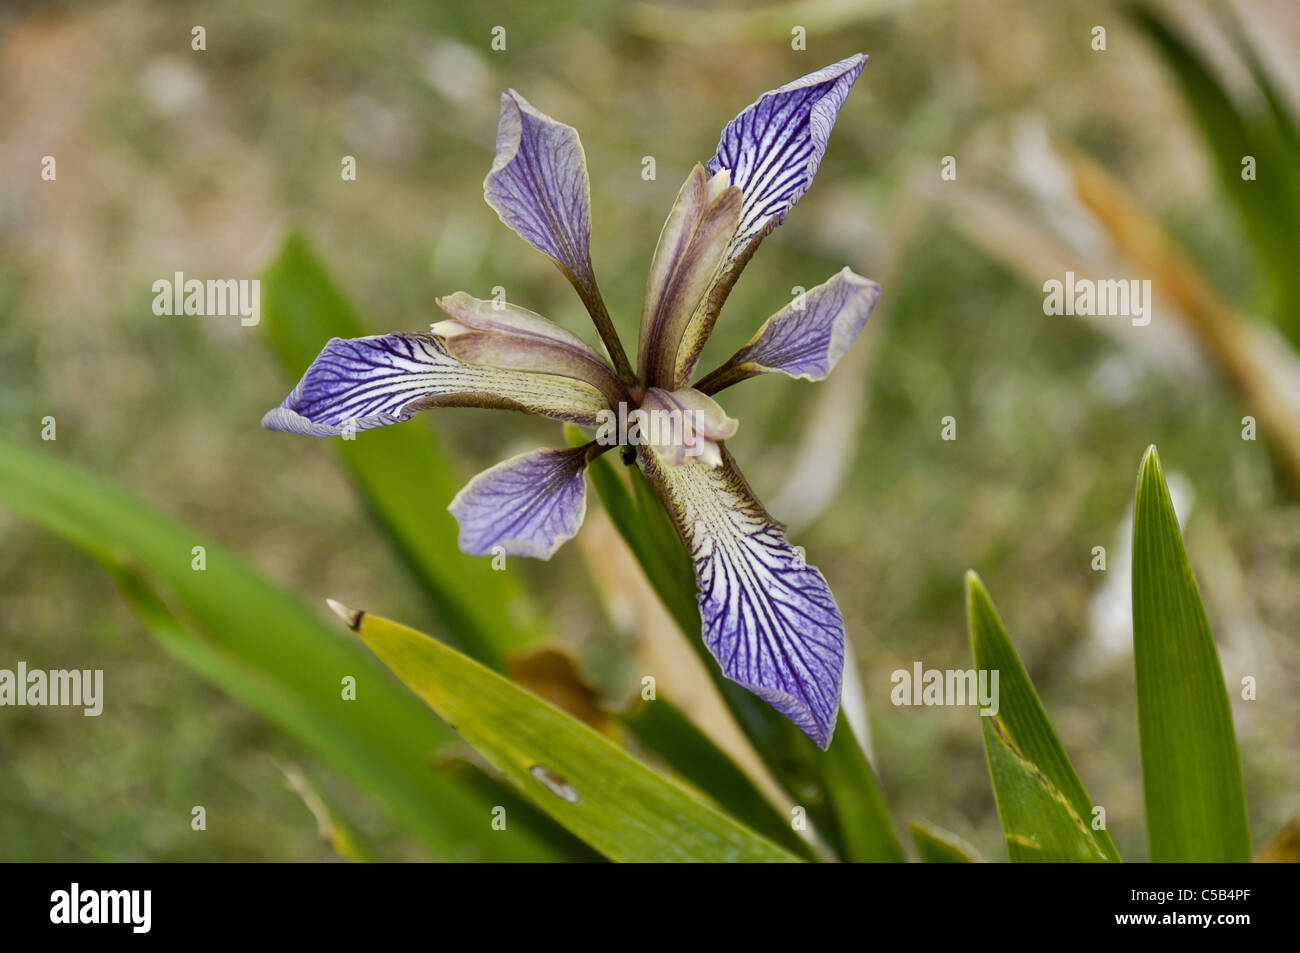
0, 436, 578, 862
341, 605, 803, 862
262, 233, 540, 669
437, 759, 605, 862
820, 713, 906, 861
1132, 446, 1250, 861
967, 572, 1120, 862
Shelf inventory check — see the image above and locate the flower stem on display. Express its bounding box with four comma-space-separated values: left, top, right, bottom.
577, 279, 637, 386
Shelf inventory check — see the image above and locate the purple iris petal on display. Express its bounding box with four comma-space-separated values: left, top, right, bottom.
707, 54, 867, 258
699, 267, 880, 392
484, 90, 595, 292
671, 55, 868, 388
637, 165, 743, 389
448, 446, 590, 560
262, 331, 609, 436
640, 447, 844, 748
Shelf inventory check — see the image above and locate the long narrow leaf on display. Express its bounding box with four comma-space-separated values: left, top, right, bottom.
340, 605, 802, 862
0, 436, 576, 861
1132, 446, 1250, 861
1128, 4, 1300, 336
982, 713, 1111, 862
967, 572, 1120, 862
618, 697, 818, 859
820, 714, 906, 861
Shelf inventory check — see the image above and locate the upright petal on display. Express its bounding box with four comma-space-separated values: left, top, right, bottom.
670, 55, 867, 386
262, 331, 610, 436
695, 268, 880, 394
483, 89, 634, 382
433, 292, 626, 405
639, 445, 844, 748
637, 165, 742, 388
449, 445, 591, 559
708, 54, 867, 261
484, 90, 596, 294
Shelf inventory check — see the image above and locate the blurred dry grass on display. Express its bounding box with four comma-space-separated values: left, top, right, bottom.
1, 0, 1297, 860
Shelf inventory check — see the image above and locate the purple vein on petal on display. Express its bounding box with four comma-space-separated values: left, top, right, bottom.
484, 89, 596, 294
696, 267, 880, 393
448, 445, 592, 560
707, 54, 867, 260
638, 445, 844, 748
262, 332, 610, 436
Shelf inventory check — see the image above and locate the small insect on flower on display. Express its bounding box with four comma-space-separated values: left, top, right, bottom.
265, 56, 880, 749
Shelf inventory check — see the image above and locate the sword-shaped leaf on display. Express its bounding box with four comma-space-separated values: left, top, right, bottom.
967, 572, 1120, 862
618, 697, 818, 859
1132, 447, 1250, 861
340, 605, 801, 862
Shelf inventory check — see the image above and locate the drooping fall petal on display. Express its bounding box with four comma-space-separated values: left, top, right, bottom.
262, 332, 610, 436
639, 445, 844, 748
448, 445, 591, 559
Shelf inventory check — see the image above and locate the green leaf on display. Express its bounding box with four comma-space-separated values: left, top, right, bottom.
570, 430, 699, 637
982, 713, 1110, 862
909, 821, 981, 863
1128, 4, 1300, 338
436, 758, 604, 862
262, 233, 540, 669
344, 606, 803, 862
0, 436, 577, 862
967, 572, 1120, 862
820, 714, 906, 861
1224, 8, 1300, 158
1132, 446, 1250, 862
618, 697, 818, 859
574, 429, 902, 861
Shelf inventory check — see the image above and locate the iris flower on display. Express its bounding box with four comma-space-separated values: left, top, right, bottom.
265, 55, 880, 748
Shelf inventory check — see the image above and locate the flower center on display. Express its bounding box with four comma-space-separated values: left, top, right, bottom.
593, 387, 738, 468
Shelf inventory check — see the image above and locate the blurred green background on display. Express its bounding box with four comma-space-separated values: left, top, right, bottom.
1, 0, 1297, 861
